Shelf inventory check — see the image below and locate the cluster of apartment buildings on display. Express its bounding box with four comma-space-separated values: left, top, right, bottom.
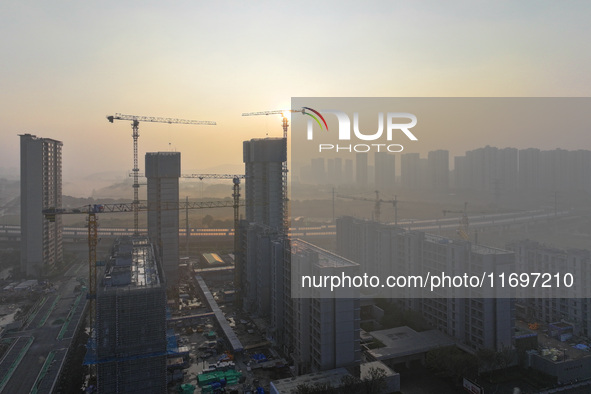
336, 216, 515, 352
241, 138, 519, 380
299, 146, 591, 196
19, 132, 591, 391
19, 133, 180, 393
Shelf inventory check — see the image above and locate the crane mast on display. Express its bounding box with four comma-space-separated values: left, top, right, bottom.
336, 191, 398, 224
43, 199, 240, 381
443, 202, 469, 240
176, 173, 244, 257
182, 173, 243, 306
126, 172, 245, 257
106, 113, 216, 235
242, 109, 309, 233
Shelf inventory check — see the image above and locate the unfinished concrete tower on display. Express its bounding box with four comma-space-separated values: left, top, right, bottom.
95, 237, 167, 393
146, 152, 180, 286
240, 138, 287, 317
20, 133, 63, 277
243, 138, 287, 229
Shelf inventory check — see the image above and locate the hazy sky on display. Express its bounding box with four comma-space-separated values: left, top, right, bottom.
1, 1, 590, 184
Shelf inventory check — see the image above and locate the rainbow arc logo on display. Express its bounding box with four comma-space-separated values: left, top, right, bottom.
302, 107, 329, 132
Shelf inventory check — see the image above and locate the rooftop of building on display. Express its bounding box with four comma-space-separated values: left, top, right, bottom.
340, 216, 512, 255
517, 320, 590, 362
270, 362, 398, 393
19, 133, 63, 144
100, 236, 162, 290
270, 367, 350, 393
202, 253, 224, 265
367, 326, 455, 361
146, 151, 180, 156
291, 239, 358, 268
423, 232, 512, 255
248, 137, 284, 141
507, 239, 591, 258
359, 361, 399, 380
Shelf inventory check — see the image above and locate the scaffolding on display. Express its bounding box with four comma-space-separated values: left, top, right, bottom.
90, 237, 168, 393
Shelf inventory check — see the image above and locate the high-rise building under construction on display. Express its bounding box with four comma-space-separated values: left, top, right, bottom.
240, 138, 287, 316
243, 138, 286, 228
240, 137, 361, 373
95, 237, 167, 393
19, 133, 63, 277
146, 152, 180, 286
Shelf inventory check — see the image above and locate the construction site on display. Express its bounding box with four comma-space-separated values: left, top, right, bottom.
2, 107, 591, 394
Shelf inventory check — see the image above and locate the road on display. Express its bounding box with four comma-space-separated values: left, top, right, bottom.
0, 209, 570, 240
0, 261, 88, 393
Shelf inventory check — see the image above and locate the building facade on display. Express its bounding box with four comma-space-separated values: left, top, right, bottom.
20, 133, 63, 277
374, 152, 396, 191
507, 240, 591, 337
337, 216, 515, 352
95, 237, 167, 393
243, 138, 286, 229
427, 149, 449, 192
400, 152, 420, 190
355, 152, 368, 188
290, 240, 361, 374
240, 138, 360, 374
145, 152, 180, 286
240, 138, 288, 317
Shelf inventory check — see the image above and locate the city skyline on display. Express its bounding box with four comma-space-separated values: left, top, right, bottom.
1, 1, 591, 184
3, 3, 591, 392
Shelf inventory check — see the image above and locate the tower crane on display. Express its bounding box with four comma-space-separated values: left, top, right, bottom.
106, 113, 216, 235
179, 173, 244, 307
42, 199, 241, 380
180, 175, 243, 250
242, 109, 301, 139
242, 108, 325, 232
442, 202, 469, 240
336, 191, 399, 224
127, 172, 245, 256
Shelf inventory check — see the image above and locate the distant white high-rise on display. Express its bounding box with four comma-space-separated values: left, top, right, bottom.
343, 159, 354, 184
374, 152, 396, 191
427, 149, 449, 192
400, 152, 420, 189
356, 152, 368, 188
146, 152, 180, 286
20, 133, 63, 277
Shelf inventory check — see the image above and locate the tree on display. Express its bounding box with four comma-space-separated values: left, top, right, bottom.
202, 214, 214, 228
426, 346, 478, 382
361, 367, 387, 393
296, 382, 335, 393
495, 345, 516, 373
476, 348, 498, 373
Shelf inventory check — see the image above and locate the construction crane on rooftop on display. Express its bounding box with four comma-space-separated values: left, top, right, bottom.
336, 191, 399, 224
443, 201, 470, 240
242, 108, 327, 139
242, 108, 326, 232
42, 199, 240, 380
106, 113, 216, 236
